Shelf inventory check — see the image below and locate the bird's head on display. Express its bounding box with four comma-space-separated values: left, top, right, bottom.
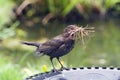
64, 25, 78, 33
63, 25, 79, 39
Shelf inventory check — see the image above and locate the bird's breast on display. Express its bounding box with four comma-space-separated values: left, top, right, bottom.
50, 39, 75, 58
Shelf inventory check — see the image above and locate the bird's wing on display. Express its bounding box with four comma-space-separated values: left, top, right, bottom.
39, 35, 65, 54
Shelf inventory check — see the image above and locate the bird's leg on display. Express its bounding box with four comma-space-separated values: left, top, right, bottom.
57, 57, 68, 70
57, 57, 64, 68
50, 57, 57, 72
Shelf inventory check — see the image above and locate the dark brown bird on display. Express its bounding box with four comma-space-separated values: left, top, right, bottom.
21, 25, 94, 70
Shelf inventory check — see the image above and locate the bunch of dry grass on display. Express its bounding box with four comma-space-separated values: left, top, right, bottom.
69, 25, 94, 47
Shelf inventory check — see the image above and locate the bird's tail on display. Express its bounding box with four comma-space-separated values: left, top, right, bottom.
21, 41, 40, 47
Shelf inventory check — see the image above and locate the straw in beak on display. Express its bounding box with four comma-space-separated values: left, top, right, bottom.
69, 25, 95, 47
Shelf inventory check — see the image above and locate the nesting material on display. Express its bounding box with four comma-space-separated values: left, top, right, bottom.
69, 25, 95, 47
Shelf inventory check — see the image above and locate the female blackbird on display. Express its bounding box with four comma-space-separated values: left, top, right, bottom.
22, 25, 94, 70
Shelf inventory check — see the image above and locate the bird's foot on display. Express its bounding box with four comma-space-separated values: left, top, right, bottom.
51, 69, 59, 72
60, 66, 69, 70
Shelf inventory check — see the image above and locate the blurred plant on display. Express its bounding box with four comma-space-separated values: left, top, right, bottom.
0, 55, 23, 80
104, 0, 119, 9
0, 21, 19, 40
0, 64, 23, 80
14, 0, 119, 25
0, 0, 19, 40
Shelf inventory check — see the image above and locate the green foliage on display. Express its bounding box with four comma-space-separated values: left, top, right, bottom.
0, 0, 14, 27
62, 0, 81, 15
0, 55, 23, 80
0, 64, 23, 80
0, 21, 19, 40
105, 0, 119, 9
0, 0, 19, 40
46, 0, 119, 15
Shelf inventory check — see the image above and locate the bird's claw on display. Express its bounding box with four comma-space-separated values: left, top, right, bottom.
60, 67, 69, 70
51, 69, 59, 72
